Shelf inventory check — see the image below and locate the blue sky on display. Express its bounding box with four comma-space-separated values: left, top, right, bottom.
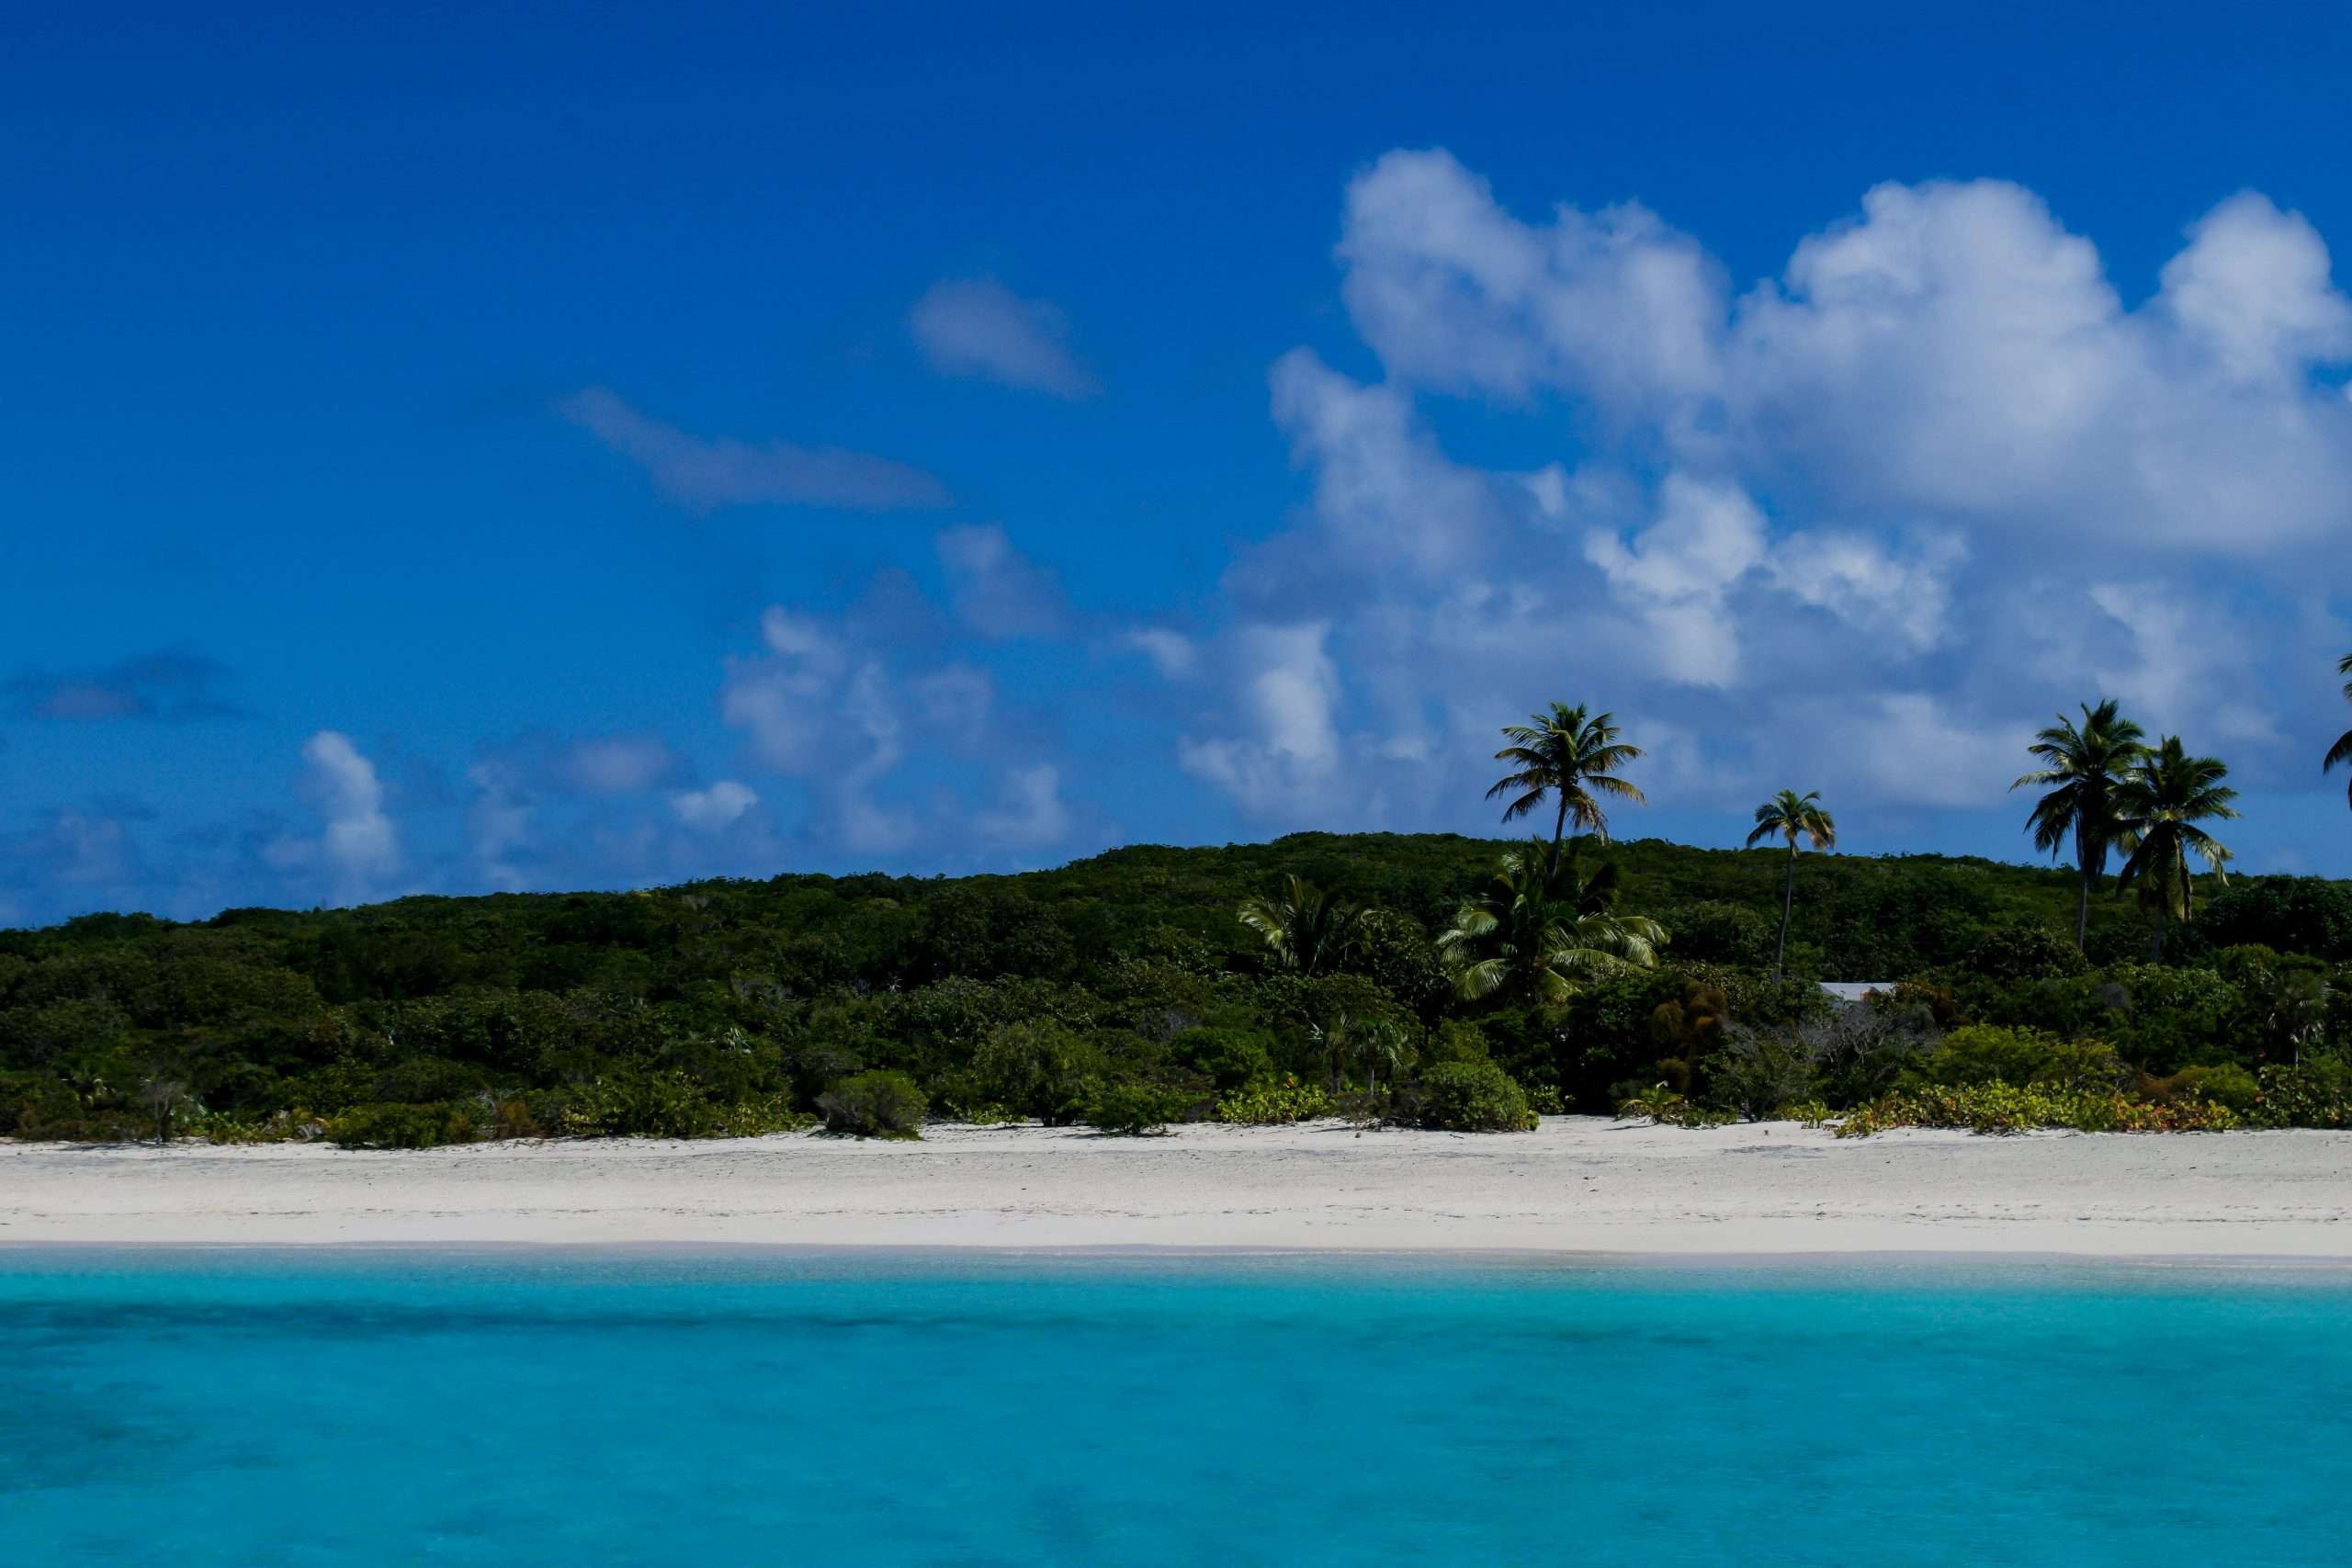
6, 2, 2352, 923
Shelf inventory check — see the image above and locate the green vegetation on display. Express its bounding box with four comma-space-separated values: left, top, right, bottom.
816, 1071, 926, 1138
5, 682, 2351, 1145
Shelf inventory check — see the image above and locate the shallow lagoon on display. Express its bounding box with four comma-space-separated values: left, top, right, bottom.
5, 1249, 2346, 1565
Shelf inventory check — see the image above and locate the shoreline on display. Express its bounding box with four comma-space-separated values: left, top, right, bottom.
7, 1117, 2352, 1257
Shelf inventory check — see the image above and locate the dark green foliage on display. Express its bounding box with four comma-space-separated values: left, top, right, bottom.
2152, 1063, 2260, 1111
2191, 877, 2352, 962
817, 1070, 926, 1138
2, 830, 2346, 1143
1702, 1031, 1819, 1121
562, 1069, 721, 1138
2247, 1058, 2352, 1127
1169, 1027, 1276, 1093
325, 1101, 481, 1149
1396, 1060, 1536, 1132
1914, 1024, 2124, 1092
1080, 1080, 1195, 1135
957, 1020, 1107, 1124
1659, 901, 1776, 968
1962, 923, 2090, 985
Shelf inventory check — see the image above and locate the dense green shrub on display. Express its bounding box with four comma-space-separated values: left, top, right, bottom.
816, 1070, 926, 1138
561, 1070, 720, 1138
1835, 1085, 2239, 1137
1701, 1031, 1820, 1120
2246, 1059, 2352, 1128
0, 1071, 85, 1138
1213, 1076, 1333, 1125
2092, 964, 2251, 1073
2191, 877, 2352, 962
2152, 1064, 2260, 1111
1614, 1081, 1735, 1127
1961, 923, 2089, 984
1396, 1061, 1536, 1133
1168, 1026, 1276, 1093
1914, 1025, 2122, 1092
715, 1092, 812, 1137
963, 1020, 1109, 1124
1080, 1080, 1194, 1135
325, 1100, 481, 1149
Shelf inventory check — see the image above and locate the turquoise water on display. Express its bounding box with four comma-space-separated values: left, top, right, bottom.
5, 1250, 2348, 1565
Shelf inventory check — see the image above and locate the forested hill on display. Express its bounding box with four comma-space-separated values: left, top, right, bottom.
6, 831, 2350, 1145
0, 829, 2225, 992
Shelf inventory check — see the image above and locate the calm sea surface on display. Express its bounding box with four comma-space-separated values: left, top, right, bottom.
4, 1248, 2347, 1565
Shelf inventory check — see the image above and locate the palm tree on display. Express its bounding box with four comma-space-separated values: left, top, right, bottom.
1486, 703, 1645, 868
1236, 875, 1366, 977
1353, 1017, 1411, 1100
1747, 789, 1837, 980
2011, 700, 2148, 951
2325, 653, 2352, 808
2269, 967, 2333, 1066
1437, 838, 1665, 1006
2113, 736, 2239, 949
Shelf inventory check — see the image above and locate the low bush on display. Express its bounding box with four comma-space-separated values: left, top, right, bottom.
1833, 1084, 2239, 1138
1214, 1075, 1334, 1125
967, 1021, 1108, 1125
0, 1072, 89, 1138
325, 1100, 482, 1149
816, 1070, 927, 1138
1915, 1025, 2122, 1092
1081, 1080, 1194, 1135
2246, 1059, 2352, 1129
1703, 1031, 1819, 1121
1169, 1027, 1277, 1093
1396, 1061, 1536, 1133
1614, 1081, 1734, 1128
716, 1092, 812, 1137
2150, 1064, 2260, 1112
561, 1070, 720, 1139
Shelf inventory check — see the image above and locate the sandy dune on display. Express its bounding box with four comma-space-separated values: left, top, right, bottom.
6, 1118, 2351, 1255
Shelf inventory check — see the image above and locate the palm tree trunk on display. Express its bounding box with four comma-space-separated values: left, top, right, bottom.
2074, 839, 2092, 953
1550, 795, 1569, 874
1774, 841, 1795, 980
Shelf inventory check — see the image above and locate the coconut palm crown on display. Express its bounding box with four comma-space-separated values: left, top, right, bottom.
1235, 875, 1366, 977
2011, 699, 2148, 950
1747, 788, 1837, 980
1486, 702, 1645, 861
2325, 652, 2352, 808
2113, 735, 2239, 936
1437, 838, 1665, 1006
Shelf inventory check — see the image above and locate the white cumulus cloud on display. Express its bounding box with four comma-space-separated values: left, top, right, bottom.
669, 779, 759, 833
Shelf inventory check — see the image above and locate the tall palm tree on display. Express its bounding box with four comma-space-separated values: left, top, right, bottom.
1746, 789, 1837, 980
2011, 700, 2148, 951
1236, 875, 1366, 977
1437, 839, 1665, 1005
1486, 703, 1645, 868
2326, 653, 2352, 808
2269, 967, 2333, 1066
1353, 1017, 1411, 1100
2113, 736, 2239, 947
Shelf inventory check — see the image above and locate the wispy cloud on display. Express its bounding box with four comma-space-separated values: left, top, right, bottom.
6, 647, 243, 722
560, 387, 952, 511
909, 277, 1100, 399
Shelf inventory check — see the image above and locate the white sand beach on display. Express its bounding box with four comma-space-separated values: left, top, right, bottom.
6, 1119, 2352, 1255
